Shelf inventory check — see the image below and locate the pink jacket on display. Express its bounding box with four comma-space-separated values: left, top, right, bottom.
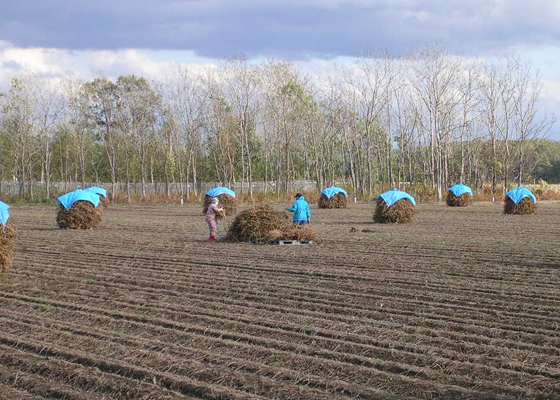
206, 203, 223, 220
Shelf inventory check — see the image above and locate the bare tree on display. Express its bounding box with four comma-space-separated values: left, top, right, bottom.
509, 58, 555, 185
410, 44, 461, 201
84, 75, 121, 200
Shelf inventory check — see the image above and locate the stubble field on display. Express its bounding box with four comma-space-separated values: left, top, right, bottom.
1, 201, 559, 400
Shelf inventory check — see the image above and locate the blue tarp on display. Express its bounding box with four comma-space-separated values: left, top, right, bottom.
448, 184, 473, 198
0, 201, 10, 227
320, 186, 348, 199
84, 187, 108, 198
206, 186, 236, 198
505, 187, 537, 204
378, 188, 416, 207
57, 190, 100, 210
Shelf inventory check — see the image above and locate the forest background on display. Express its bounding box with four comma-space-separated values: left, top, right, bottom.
2, 46, 559, 204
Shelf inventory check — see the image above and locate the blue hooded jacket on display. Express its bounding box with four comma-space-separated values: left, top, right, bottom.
288, 196, 311, 222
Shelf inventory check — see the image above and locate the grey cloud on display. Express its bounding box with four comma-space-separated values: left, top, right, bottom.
0, 0, 559, 59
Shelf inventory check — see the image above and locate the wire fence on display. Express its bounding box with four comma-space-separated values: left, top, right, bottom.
0, 180, 319, 197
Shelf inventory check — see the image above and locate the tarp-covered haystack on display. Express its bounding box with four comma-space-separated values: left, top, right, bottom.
504, 187, 537, 215
57, 190, 102, 229
203, 186, 237, 219
0, 201, 17, 275
446, 184, 474, 207
84, 187, 109, 209
374, 189, 417, 224
318, 186, 348, 209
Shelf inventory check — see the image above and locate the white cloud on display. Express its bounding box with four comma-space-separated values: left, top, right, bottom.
0, 40, 558, 139
0, 41, 216, 87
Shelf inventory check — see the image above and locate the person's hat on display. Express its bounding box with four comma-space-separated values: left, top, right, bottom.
295, 193, 302, 198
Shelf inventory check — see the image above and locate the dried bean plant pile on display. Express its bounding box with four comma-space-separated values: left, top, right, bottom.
228, 205, 318, 243
374, 198, 416, 224
0, 220, 17, 275
446, 192, 473, 207
504, 197, 536, 215
57, 201, 102, 229
203, 194, 237, 220
318, 193, 348, 209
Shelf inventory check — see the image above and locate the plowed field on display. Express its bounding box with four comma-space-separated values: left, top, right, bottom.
1, 201, 559, 400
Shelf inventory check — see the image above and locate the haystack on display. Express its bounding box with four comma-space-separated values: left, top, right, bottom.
203, 194, 236, 219
504, 197, 536, 215
446, 184, 474, 207
264, 224, 319, 243
374, 198, 416, 223
0, 221, 17, 275
374, 189, 417, 224
318, 193, 348, 209
99, 195, 110, 209
227, 205, 289, 243
504, 187, 537, 215
84, 187, 109, 209
446, 192, 473, 207
280, 224, 318, 242
57, 201, 102, 229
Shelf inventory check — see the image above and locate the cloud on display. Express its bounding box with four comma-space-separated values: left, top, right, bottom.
0, 41, 217, 86
1, 0, 560, 60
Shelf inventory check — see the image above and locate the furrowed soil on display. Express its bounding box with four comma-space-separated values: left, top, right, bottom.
1, 201, 559, 400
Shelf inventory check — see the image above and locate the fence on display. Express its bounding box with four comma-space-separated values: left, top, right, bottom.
0, 180, 319, 197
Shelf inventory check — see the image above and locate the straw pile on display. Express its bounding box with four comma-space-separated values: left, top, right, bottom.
374, 198, 416, 224
504, 197, 536, 215
203, 194, 237, 217
99, 195, 110, 209
265, 225, 318, 243
57, 201, 102, 229
446, 192, 473, 207
0, 221, 17, 275
227, 205, 288, 243
318, 193, 348, 209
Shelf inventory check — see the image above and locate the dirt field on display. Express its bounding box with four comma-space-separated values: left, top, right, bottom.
1, 201, 559, 400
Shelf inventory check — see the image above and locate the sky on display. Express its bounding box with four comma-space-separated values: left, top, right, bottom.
0, 0, 559, 139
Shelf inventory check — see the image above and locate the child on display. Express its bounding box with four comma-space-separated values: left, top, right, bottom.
206, 197, 224, 243
287, 193, 311, 225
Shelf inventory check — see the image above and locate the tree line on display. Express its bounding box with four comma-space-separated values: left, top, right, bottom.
0, 44, 558, 202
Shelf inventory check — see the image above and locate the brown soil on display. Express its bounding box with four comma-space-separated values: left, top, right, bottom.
1, 202, 560, 399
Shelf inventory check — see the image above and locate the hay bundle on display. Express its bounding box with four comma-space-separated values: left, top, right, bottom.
227, 205, 289, 243
203, 194, 237, 218
318, 193, 348, 209
263, 225, 318, 243
0, 221, 17, 275
215, 209, 226, 220
374, 198, 416, 224
504, 197, 536, 215
57, 201, 102, 229
280, 225, 318, 242
264, 229, 285, 243
99, 195, 110, 209
446, 192, 473, 207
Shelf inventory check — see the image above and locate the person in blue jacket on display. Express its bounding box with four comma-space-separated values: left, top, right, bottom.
287, 193, 311, 225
